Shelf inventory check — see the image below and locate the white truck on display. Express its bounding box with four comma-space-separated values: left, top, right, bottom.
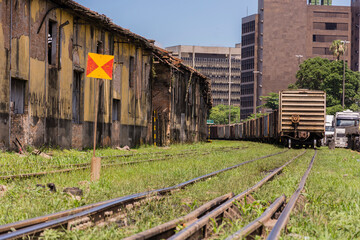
323, 115, 334, 146
334, 110, 360, 148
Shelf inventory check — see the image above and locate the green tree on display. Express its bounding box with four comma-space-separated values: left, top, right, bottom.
259, 92, 279, 110
293, 57, 360, 114
329, 40, 345, 61
208, 105, 240, 124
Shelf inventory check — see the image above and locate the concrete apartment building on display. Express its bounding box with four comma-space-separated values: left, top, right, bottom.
166, 45, 241, 107
240, 0, 351, 119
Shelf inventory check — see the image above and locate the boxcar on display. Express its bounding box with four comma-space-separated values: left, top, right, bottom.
279, 90, 325, 148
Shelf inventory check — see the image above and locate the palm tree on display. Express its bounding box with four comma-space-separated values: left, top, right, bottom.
329, 40, 345, 61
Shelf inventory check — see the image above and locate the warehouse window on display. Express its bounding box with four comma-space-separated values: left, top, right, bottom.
72, 72, 82, 123
112, 99, 121, 121
108, 35, 114, 55
11, 78, 26, 114
48, 21, 57, 65
97, 41, 103, 54
129, 56, 135, 88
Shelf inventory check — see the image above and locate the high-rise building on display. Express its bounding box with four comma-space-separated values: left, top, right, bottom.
240, 14, 260, 119
166, 45, 241, 107
240, 0, 351, 119
351, 0, 360, 71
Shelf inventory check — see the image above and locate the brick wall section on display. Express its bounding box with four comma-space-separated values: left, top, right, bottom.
306, 6, 351, 64
259, 0, 351, 97
261, 0, 308, 96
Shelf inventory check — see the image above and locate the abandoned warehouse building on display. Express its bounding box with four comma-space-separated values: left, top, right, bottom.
0, 0, 212, 150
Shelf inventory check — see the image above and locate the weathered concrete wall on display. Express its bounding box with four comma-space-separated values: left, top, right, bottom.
1, 0, 153, 150
153, 59, 210, 146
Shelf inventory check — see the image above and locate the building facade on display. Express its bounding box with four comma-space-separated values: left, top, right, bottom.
166, 45, 241, 107
152, 48, 211, 146
0, 0, 211, 150
352, 0, 360, 71
240, 0, 351, 119
240, 14, 259, 119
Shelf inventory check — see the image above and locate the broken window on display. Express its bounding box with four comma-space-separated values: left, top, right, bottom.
143, 62, 149, 91
109, 35, 114, 55
97, 41, 103, 54
48, 21, 57, 65
72, 71, 82, 123
129, 56, 135, 88
112, 99, 121, 121
11, 78, 26, 114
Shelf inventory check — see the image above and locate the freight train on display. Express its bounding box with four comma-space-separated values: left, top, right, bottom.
209, 90, 326, 148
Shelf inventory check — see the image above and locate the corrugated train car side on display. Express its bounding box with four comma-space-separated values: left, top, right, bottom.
209, 110, 279, 142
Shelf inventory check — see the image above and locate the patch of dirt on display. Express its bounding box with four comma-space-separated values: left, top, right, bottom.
0, 185, 7, 197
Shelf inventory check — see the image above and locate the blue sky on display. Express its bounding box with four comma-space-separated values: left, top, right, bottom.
76, 0, 350, 48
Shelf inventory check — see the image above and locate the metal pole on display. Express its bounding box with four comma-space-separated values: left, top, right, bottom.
91, 79, 101, 181
8, 0, 13, 148
343, 54, 345, 109
228, 48, 232, 125
254, 72, 257, 119
341, 40, 350, 109
153, 110, 156, 146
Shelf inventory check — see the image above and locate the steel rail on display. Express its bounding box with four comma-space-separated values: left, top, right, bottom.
124, 193, 235, 240
225, 195, 286, 240
98, 146, 245, 159
0, 152, 212, 181
0, 150, 285, 239
266, 150, 317, 240
0, 147, 248, 178
168, 150, 306, 240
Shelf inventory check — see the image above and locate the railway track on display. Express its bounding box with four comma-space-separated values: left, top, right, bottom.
0, 152, 209, 181
123, 150, 315, 240
0, 147, 247, 180
0, 150, 286, 239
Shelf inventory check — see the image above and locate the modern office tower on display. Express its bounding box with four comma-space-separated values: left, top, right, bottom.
166, 45, 242, 107
240, 0, 351, 119
240, 14, 260, 119
352, 0, 360, 71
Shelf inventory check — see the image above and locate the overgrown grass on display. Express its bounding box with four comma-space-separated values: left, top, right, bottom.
280, 148, 360, 239
0, 141, 288, 226
5, 142, 356, 240
33, 143, 303, 239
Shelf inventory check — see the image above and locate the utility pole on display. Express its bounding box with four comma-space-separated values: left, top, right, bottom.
341, 40, 350, 109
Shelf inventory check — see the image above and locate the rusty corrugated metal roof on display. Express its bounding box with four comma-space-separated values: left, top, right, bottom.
153, 46, 212, 108
53, 0, 154, 49
53, 0, 212, 107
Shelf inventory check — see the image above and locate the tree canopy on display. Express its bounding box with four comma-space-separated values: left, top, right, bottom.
329, 40, 346, 61
259, 92, 279, 110
208, 105, 240, 124
292, 57, 360, 115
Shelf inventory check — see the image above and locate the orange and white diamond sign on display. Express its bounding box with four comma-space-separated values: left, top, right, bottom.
86, 53, 114, 80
